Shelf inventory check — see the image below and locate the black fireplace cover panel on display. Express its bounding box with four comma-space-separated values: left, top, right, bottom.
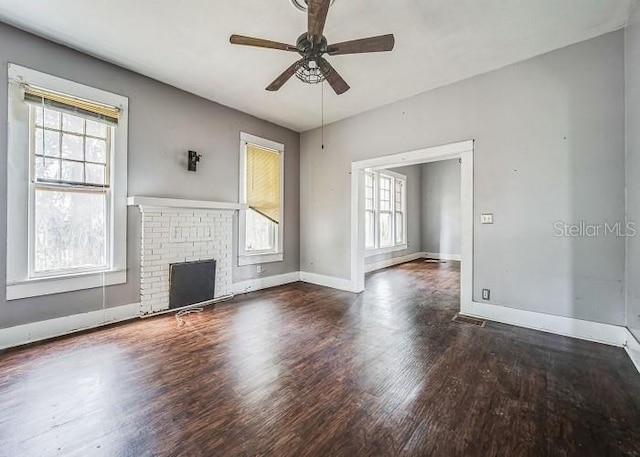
169, 259, 216, 309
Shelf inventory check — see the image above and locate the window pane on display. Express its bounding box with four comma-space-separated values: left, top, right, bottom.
34, 189, 107, 272
246, 209, 276, 251
379, 176, 392, 211
366, 185, 373, 200
395, 180, 404, 207
365, 196, 374, 211
395, 212, 405, 244
365, 211, 375, 249
86, 120, 108, 139
379, 189, 391, 211
61, 160, 84, 183
36, 158, 60, 181
86, 138, 107, 163
380, 212, 393, 247
61, 134, 84, 160
62, 114, 84, 134
365, 173, 373, 188
38, 108, 60, 129
35, 129, 61, 157
85, 163, 106, 185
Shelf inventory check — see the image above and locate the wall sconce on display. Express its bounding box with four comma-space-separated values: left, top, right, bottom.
188, 150, 201, 172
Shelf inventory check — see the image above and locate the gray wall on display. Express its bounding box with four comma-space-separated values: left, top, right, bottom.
421, 159, 461, 256
300, 31, 625, 325
626, 6, 640, 340
0, 22, 300, 329
365, 164, 422, 266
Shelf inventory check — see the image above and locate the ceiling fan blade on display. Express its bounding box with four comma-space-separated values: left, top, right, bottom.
308, 0, 331, 43
230, 34, 297, 51
266, 61, 300, 91
327, 34, 395, 55
317, 58, 350, 95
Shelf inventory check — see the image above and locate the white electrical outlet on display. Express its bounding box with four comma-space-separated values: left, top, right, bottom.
481, 213, 494, 224
256, 265, 262, 274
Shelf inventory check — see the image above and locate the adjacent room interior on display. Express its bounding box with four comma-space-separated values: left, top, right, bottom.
0, 1, 639, 455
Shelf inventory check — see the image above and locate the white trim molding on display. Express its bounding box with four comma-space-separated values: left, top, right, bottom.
299, 272, 359, 293
232, 272, 300, 294
127, 196, 246, 211
237, 252, 284, 267
7, 269, 126, 301
0, 303, 139, 350
365, 252, 426, 273
365, 244, 409, 258
423, 252, 462, 262
462, 301, 627, 347
624, 329, 640, 374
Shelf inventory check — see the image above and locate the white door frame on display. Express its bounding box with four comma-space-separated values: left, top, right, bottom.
350, 140, 474, 311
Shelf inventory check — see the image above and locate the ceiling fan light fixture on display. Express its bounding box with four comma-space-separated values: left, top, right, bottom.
295, 58, 327, 84
290, 0, 336, 13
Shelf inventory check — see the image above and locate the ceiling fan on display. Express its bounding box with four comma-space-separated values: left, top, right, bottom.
229, 0, 395, 95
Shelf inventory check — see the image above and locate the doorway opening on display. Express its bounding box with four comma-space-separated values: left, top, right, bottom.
349, 140, 474, 312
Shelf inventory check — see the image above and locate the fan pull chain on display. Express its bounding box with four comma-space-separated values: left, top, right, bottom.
321, 81, 325, 149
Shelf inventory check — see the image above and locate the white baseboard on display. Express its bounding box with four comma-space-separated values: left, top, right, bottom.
365, 252, 425, 273
624, 329, 640, 374
232, 272, 301, 295
423, 252, 461, 261
299, 271, 359, 293
0, 303, 140, 350
462, 301, 627, 347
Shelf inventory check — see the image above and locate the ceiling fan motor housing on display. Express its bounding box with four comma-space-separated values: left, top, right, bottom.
296, 33, 328, 55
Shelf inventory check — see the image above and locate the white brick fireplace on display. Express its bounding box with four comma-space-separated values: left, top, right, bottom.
128, 197, 246, 315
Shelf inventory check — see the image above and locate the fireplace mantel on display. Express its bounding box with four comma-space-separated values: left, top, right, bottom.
127, 196, 247, 211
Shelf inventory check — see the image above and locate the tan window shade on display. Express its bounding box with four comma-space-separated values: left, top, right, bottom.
24, 85, 120, 125
246, 144, 281, 225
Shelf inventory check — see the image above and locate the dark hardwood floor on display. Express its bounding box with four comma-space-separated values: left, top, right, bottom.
0, 260, 639, 456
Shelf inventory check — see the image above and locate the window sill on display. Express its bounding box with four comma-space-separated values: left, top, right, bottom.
6, 269, 127, 301
238, 253, 284, 266
365, 244, 408, 258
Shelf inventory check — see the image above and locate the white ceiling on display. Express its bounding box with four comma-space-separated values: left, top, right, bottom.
0, 0, 634, 132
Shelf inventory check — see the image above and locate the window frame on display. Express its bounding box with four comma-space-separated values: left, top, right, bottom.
6, 64, 128, 300
364, 169, 408, 257
238, 132, 285, 266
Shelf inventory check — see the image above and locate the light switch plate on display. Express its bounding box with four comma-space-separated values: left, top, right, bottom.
481, 213, 494, 224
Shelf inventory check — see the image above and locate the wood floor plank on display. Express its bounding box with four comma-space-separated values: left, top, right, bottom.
0, 260, 638, 456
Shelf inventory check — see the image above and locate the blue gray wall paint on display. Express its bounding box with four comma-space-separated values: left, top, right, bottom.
421, 159, 461, 256
301, 31, 626, 325
0, 22, 300, 329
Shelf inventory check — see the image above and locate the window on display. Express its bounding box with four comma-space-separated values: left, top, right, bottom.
239, 133, 284, 266
31, 106, 111, 275
364, 169, 407, 256
7, 65, 128, 300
